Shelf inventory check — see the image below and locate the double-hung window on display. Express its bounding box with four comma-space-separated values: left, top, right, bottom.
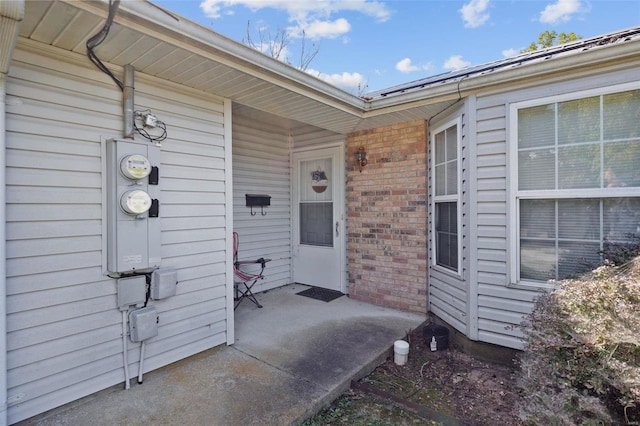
432, 119, 461, 273
512, 84, 640, 284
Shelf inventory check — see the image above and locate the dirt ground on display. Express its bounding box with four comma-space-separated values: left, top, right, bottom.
303, 327, 524, 425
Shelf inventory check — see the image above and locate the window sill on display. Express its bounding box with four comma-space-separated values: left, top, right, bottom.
431, 264, 463, 281
507, 279, 556, 292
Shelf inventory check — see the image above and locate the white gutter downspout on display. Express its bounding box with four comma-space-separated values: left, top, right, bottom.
0, 1, 24, 424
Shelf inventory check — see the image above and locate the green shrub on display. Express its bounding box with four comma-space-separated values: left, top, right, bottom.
517, 258, 640, 425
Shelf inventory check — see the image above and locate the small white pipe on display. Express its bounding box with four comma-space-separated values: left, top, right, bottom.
137, 341, 145, 384
122, 310, 130, 390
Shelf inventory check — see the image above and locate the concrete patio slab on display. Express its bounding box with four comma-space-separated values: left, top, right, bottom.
18, 284, 425, 426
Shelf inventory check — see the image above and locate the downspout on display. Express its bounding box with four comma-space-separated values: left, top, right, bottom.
0, 1, 25, 424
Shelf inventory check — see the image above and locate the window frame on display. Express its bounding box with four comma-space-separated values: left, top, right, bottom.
508, 81, 640, 289
431, 117, 463, 276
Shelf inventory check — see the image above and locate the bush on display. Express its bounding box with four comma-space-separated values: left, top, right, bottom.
517, 257, 640, 425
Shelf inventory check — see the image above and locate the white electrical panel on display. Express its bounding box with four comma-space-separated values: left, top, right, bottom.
107, 138, 161, 274
129, 306, 158, 342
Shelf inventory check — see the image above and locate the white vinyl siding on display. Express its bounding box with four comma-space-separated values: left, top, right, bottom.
6, 44, 228, 423
428, 111, 468, 334
470, 95, 539, 349
469, 71, 640, 349
232, 107, 292, 292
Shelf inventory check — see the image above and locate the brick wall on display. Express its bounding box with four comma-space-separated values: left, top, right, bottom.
346, 120, 428, 314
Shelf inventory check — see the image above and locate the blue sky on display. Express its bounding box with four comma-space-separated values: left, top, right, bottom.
152, 0, 640, 94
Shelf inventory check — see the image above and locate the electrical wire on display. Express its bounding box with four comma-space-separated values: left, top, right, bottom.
134, 110, 168, 143
427, 75, 467, 128
86, 0, 123, 91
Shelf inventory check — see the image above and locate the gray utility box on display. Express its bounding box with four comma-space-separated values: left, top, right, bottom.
151, 268, 178, 300
129, 306, 158, 342
107, 138, 161, 274
117, 275, 147, 309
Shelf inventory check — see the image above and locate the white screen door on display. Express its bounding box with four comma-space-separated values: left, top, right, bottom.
292, 146, 345, 292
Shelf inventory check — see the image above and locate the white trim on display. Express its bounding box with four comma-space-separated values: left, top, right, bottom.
101, 137, 108, 276
508, 81, 640, 288
430, 117, 463, 277
291, 143, 347, 293
0, 76, 9, 426
466, 96, 479, 340
292, 141, 345, 154
510, 80, 640, 111
2, 3, 24, 419
224, 98, 235, 345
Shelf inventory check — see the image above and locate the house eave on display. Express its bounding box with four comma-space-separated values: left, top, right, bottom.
64, 0, 366, 118
365, 36, 640, 114
17, 1, 640, 136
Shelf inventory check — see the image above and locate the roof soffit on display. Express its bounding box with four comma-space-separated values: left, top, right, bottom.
19, 1, 640, 135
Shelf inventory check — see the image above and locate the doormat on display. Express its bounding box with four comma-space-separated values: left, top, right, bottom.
296, 287, 344, 303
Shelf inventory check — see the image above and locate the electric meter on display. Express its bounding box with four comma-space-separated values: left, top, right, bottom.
120, 190, 152, 215
107, 138, 161, 274
120, 154, 151, 180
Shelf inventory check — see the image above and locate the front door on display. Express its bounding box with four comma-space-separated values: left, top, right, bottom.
292, 145, 345, 292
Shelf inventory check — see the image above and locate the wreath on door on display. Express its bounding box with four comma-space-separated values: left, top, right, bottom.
311, 169, 328, 193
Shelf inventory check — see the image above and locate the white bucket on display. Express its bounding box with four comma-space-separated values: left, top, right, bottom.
393, 340, 410, 365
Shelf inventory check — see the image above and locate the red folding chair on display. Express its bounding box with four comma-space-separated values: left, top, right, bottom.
233, 232, 270, 310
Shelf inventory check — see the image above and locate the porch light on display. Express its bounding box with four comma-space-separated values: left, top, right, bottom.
355, 147, 367, 172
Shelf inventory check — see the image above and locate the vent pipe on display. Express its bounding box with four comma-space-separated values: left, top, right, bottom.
123, 64, 134, 139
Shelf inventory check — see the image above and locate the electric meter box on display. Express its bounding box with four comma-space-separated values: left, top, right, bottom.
129, 306, 158, 342
107, 138, 161, 274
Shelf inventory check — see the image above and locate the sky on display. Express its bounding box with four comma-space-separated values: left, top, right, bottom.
152, 0, 640, 94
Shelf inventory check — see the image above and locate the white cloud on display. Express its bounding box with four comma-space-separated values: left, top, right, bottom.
443, 55, 471, 71
306, 68, 367, 93
395, 58, 433, 74
539, 0, 585, 24
396, 58, 418, 73
293, 18, 351, 40
459, 0, 490, 28
199, 0, 224, 19
502, 48, 519, 58
200, 0, 392, 23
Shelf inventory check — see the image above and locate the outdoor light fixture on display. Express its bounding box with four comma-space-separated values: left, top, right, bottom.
355, 147, 367, 172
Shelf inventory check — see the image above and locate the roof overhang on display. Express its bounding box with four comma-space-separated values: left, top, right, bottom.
15, 1, 640, 136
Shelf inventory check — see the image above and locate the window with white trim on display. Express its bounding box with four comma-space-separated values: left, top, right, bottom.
513, 86, 640, 283
432, 119, 461, 273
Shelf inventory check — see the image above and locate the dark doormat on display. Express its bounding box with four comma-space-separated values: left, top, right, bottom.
296, 287, 344, 303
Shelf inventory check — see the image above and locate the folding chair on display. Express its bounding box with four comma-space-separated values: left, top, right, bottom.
233, 232, 270, 310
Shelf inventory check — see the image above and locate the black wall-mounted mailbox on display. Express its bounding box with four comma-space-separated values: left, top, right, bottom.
245, 194, 271, 207
245, 194, 271, 216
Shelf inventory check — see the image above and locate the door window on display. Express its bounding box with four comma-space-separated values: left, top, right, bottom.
299, 158, 333, 247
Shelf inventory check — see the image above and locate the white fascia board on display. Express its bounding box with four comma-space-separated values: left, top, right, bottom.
0, 0, 24, 74
63, 0, 365, 116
